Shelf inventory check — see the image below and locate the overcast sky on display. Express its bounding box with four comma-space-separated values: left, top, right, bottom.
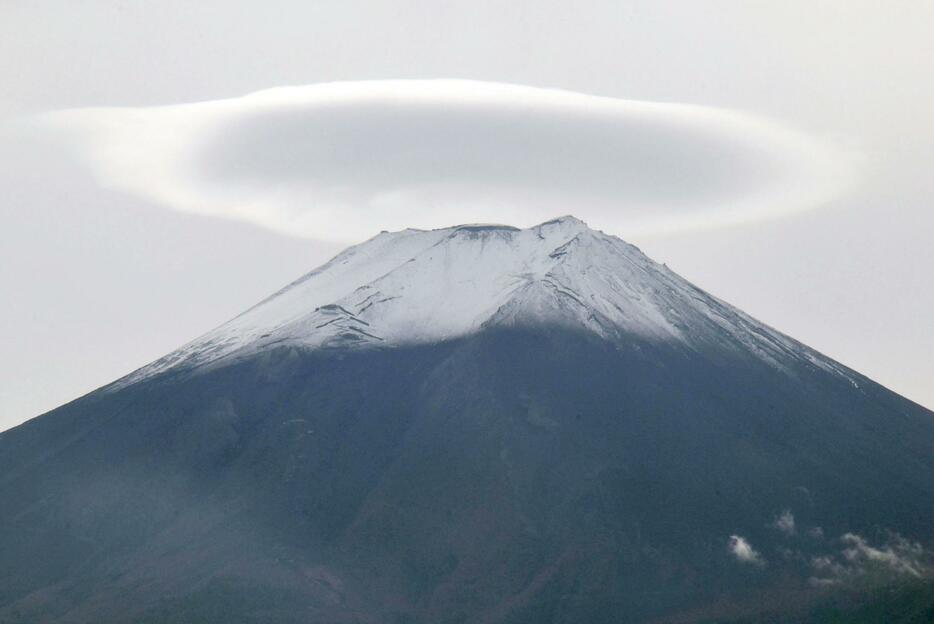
1, 1, 932, 431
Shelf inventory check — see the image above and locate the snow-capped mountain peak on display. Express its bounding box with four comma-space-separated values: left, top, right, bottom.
122, 215, 854, 385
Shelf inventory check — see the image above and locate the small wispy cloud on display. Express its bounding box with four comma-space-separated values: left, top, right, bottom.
770, 509, 796, 536
729, 535, 765, 566
24, 80, 861, 242
809, 531, 928, 586
841, 533, 926, 578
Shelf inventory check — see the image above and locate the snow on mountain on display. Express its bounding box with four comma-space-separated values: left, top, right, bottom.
119, 216, 856, 386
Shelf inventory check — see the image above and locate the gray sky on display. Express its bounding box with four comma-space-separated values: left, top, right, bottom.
1, 1, 932, 431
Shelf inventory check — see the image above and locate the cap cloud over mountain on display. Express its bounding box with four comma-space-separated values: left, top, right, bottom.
31, 80, 859, 240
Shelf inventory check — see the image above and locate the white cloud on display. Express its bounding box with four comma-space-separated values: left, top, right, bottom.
808, 555, 846, 587
729, 535, 765, 566
27, 80, 860, 242
809, 532, 928, 585
771, 509, 796, 536
841, 532, 926, 578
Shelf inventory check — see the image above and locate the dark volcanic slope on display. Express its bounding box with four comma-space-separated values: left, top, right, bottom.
1, 325, 932, 623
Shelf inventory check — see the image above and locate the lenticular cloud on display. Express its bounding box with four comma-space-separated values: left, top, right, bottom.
32, 80, 858, 241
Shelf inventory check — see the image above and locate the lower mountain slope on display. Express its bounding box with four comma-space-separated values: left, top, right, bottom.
1, 323, 932, 623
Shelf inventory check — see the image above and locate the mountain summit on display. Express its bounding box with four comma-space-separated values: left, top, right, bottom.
2, 217, 932, 623
128, 216, 851, 387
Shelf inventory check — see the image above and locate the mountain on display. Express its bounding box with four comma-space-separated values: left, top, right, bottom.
1, 216, 932, 623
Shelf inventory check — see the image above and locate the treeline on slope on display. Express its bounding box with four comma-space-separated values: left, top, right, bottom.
702, 579, 934, 624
